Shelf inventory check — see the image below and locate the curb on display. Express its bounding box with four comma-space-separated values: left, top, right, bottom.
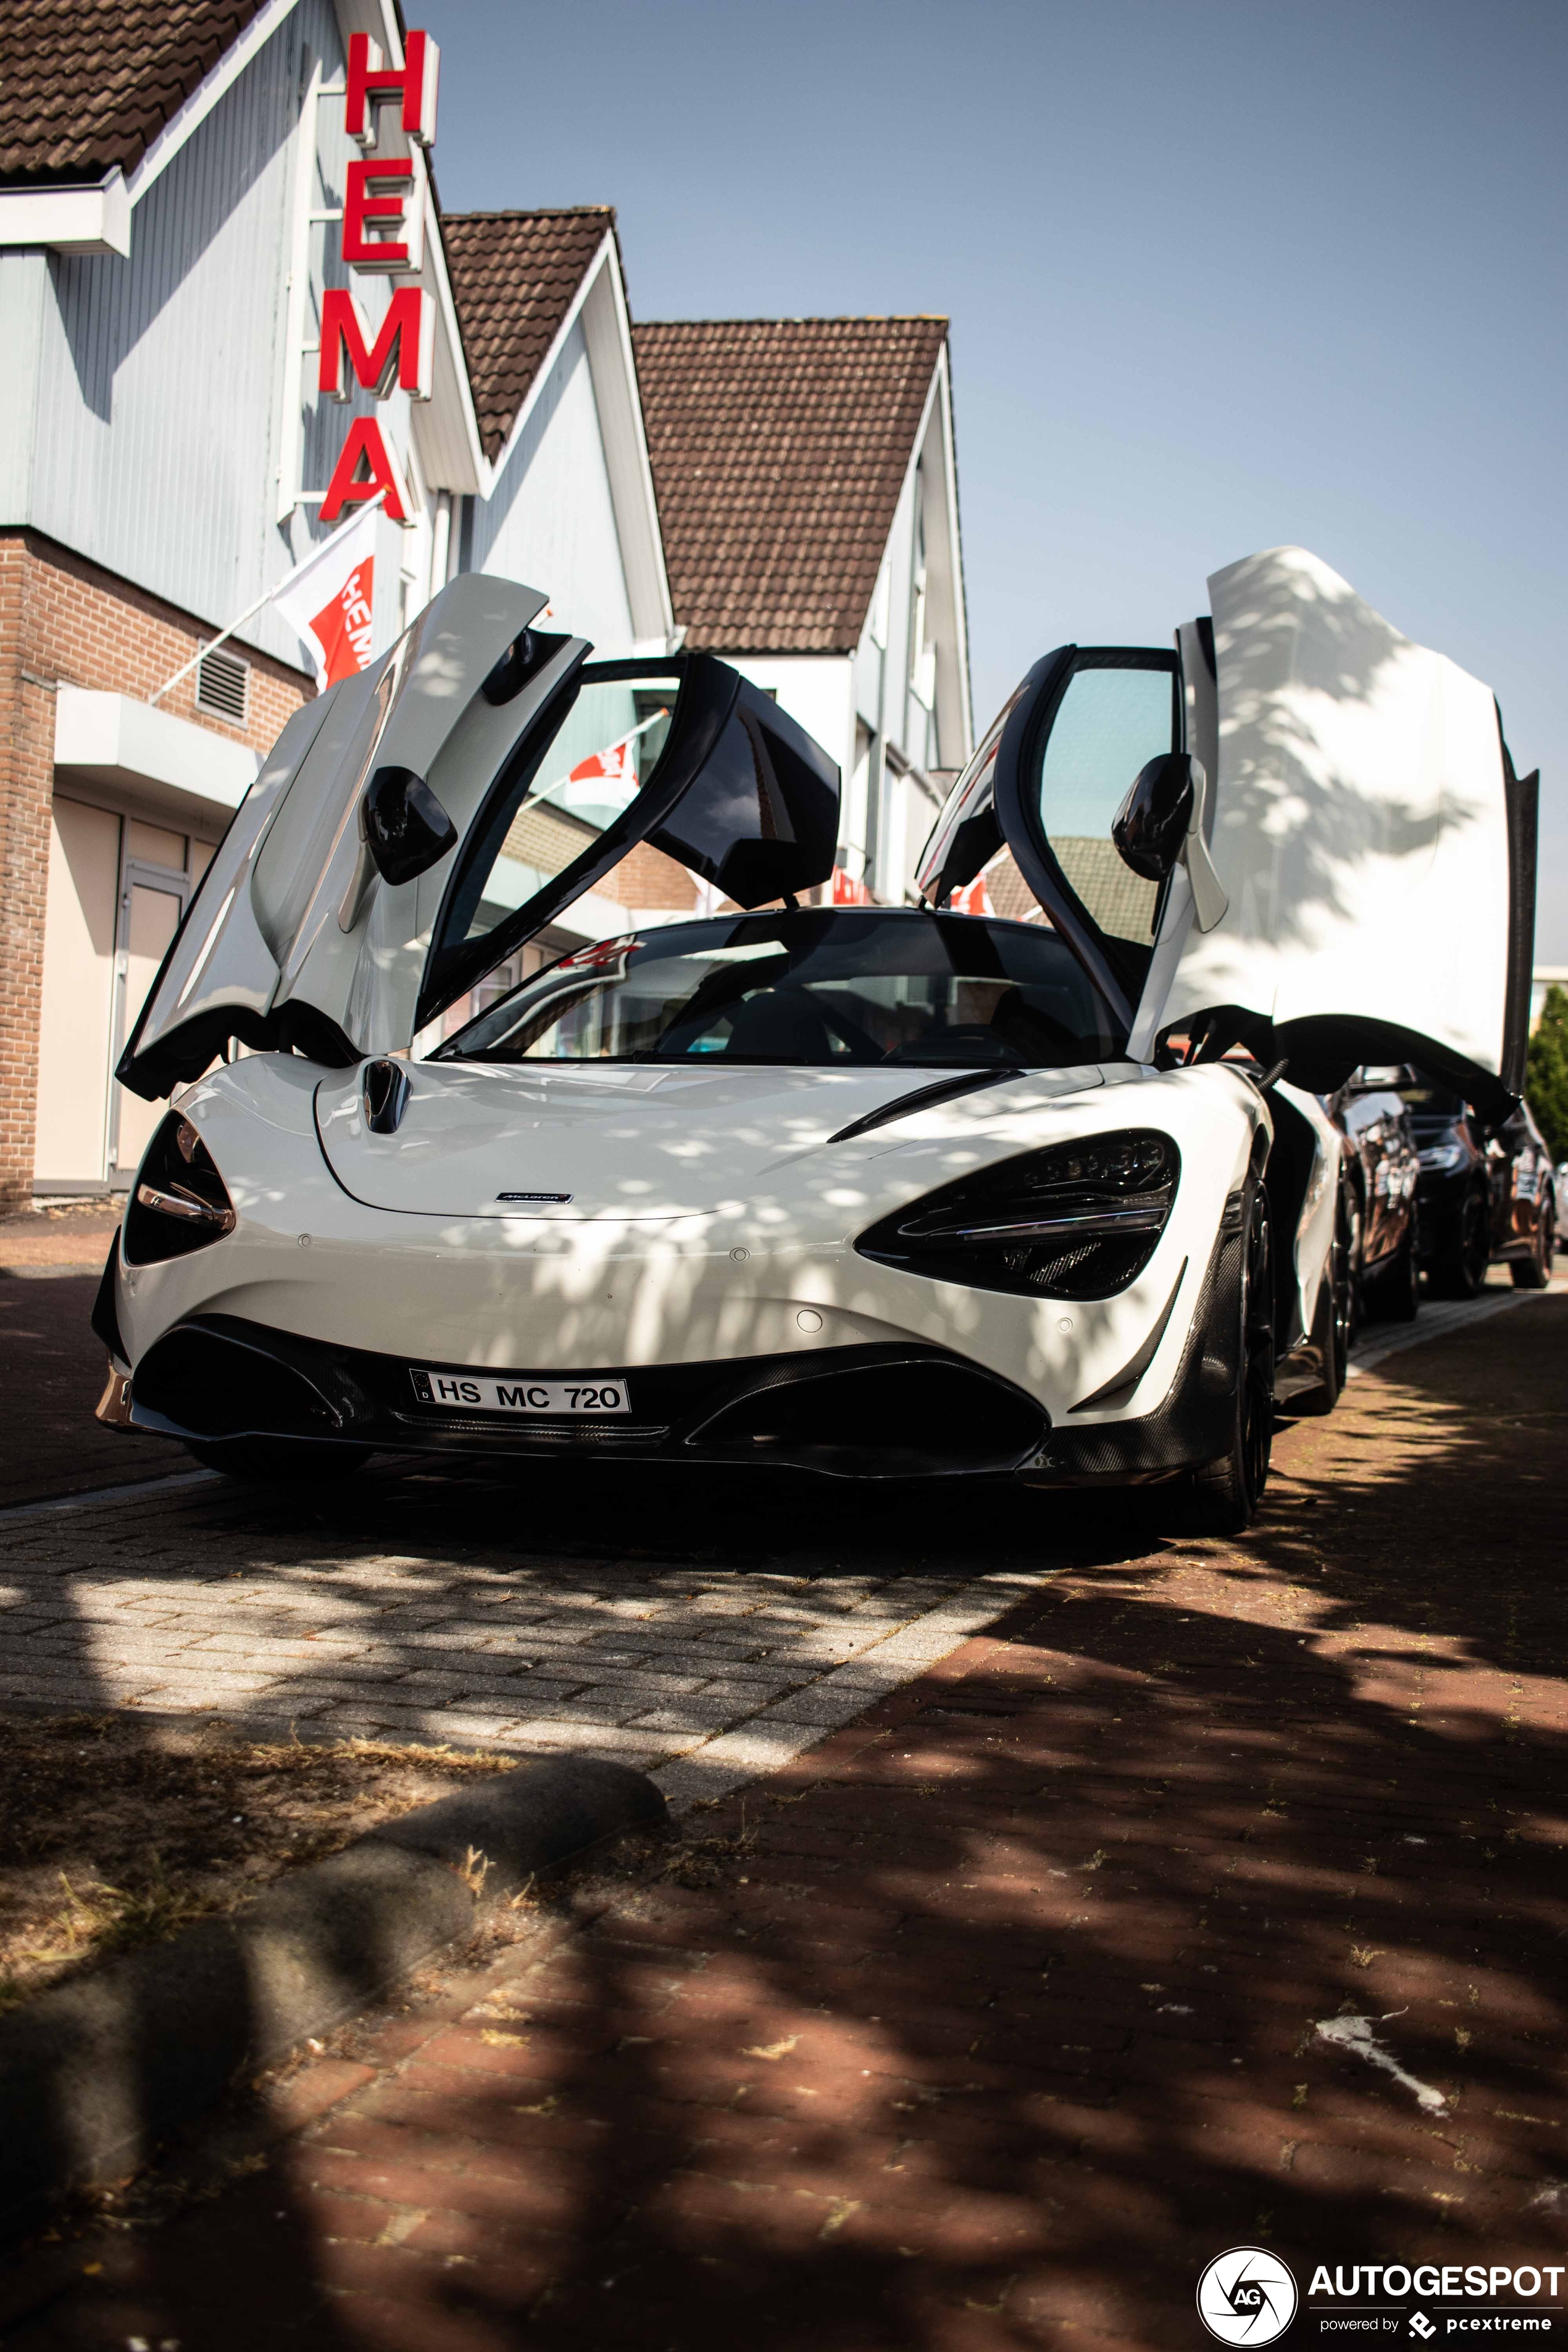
0, 1753, 665, 2239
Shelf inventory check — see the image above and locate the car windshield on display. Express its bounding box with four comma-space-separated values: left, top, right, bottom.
436, 910, 1120, 1069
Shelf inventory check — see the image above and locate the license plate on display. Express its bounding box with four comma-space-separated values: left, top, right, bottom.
410, 1369, 630, 1415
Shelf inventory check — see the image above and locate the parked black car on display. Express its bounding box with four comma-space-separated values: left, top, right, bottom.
1403, 1072, 1557, 1295
1324, 1066, 1423, 1325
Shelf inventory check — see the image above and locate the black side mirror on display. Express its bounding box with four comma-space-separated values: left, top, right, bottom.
364, 765, 458, 886
1112, 751, 1198, 881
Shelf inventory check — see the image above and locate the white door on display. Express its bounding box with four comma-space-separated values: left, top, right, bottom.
112, 833, 191, 1179
35, 798, 120, 1186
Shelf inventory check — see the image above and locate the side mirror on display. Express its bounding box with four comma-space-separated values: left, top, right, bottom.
363, 765, 458, 886
1112, 751, 1198, 880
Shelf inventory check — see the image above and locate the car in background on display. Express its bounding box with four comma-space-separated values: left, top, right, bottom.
1404, 1074, 1556, 1295
96, 548, 1533, 1542
1324, 1067, 1422, 1325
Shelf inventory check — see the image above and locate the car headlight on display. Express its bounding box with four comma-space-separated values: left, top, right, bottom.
123, 1112, 236, 1265
856, 1130, 1178, 1300
1417, 1141, 1467, 1174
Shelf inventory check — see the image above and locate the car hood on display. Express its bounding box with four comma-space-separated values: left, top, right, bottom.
314, 1058, 1107, 1219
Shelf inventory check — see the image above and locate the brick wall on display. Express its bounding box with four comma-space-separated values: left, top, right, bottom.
0, 529, 311, 1208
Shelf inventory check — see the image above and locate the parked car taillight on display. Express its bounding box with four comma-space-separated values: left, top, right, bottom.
123, 1113, 237, 1265
856, 1130, 1178, 1300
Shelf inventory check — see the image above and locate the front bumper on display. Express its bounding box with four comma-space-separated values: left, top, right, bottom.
122, 1316, 1051, 1482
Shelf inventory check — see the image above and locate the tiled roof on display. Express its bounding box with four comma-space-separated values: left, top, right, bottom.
630, 316, 949, 655
441, 207, 617, 464
0, 0, 264, 186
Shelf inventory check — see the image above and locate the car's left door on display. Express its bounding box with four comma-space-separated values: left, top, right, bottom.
119, 577, 840, 1100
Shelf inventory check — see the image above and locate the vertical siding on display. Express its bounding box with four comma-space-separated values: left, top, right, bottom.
467, 325, 635, 653
0, 254, 48, 523
28, 0, 361, 673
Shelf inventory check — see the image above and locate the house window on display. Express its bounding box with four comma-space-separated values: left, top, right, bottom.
196, 645, 249, 724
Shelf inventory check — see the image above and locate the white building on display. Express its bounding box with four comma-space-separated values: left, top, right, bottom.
0, 7, 669, 1198
631, 316, 972, 903
0, 8, 971, 1200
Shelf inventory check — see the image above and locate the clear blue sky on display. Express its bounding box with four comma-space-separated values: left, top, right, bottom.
419, 0, 1568, 956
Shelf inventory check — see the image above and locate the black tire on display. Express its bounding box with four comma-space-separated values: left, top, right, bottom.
1333, 1182, 1359, 1384
1372, 1221, 1420, 1323
1428, 1186, 1489, 1299
1293, 1192, 1351, 1418
1185, 1186, 1275, 1535
1512, 1203, 1554, 1290
184, 1437, 373, 1482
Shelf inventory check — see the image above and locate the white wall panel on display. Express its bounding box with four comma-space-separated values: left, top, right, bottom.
467, 323, 635, 653
27, 0, 350, 674
0, 254, 48, 523
727, 656, 854, 777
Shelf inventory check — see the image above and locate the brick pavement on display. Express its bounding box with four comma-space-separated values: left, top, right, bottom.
0, 1449, 1043, 1808
5, 1293, 1566, 2350
0, 1269, 173, 1508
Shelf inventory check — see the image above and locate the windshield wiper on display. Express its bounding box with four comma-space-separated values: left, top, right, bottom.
827, 1066, 1025, 1145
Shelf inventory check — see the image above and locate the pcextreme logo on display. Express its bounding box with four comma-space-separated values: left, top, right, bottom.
1198, 2248, 1300, 2345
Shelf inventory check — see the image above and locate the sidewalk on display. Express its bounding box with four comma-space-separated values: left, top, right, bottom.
8, 1291, 1565, 2350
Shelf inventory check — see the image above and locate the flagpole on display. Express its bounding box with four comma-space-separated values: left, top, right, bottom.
147, 508, 379, 707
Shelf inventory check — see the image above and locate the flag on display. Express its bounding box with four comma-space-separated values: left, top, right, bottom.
950, 873, 995, 918
272, 509, 380, 691
569, 735, 640, 794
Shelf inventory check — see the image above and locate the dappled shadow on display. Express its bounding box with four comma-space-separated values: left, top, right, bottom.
1202, 549, 1494, 991
8, 1301, 1566, 2348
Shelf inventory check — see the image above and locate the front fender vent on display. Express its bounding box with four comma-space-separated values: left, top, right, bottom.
123, 1114, 236, 1265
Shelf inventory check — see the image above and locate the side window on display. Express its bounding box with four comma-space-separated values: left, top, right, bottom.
434, 673, 678, 964
1032, 655, 1179, 948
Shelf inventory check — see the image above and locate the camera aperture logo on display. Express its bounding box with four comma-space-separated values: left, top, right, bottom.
1199, 2248, 1300, 2345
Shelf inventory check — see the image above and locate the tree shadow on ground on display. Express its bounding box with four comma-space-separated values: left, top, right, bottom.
8, 1303, 1567, 2350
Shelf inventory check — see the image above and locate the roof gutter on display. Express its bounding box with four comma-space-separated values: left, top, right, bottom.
0, 0, 304, 256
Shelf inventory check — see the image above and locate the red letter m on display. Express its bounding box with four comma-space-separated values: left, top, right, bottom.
319, 286, 432, 401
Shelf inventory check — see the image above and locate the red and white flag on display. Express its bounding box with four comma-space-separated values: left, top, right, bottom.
568, 734, 640, 794
949, 872, 995, 918
272, 509, 380, 691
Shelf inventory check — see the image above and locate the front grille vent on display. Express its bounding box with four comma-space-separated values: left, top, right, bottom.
196, 643, 249, 724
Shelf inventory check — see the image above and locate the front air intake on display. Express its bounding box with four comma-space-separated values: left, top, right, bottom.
123, 1112, 236, 1265
856, 1130, 1178, 1301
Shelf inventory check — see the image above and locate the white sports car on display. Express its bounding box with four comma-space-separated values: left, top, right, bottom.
100, 547, 1536, 1532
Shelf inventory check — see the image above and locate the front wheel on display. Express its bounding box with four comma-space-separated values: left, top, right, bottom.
1512, 1204, 1554, 1290
1185, 1186, 1275, 1535
185, 1437, 373, 1483
1374, 1222, 1420, 1323
1428, 1186, 1489, 1298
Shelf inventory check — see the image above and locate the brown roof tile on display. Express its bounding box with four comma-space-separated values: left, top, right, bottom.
0, 0, 264, 186
630, 315, 948, 656
441, 207, 616, 464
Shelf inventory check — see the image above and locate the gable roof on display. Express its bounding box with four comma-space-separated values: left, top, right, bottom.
441, 206, 618, 464
630, 315, 949, 655
0, 0, 267, 187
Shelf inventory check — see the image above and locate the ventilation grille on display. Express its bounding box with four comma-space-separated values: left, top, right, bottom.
196, 644, 249, 724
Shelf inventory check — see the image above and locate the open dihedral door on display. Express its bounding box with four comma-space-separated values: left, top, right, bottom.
119, 573, 841, 1100
1131, 548, 1537, 1116
917, 546, 1535, 1117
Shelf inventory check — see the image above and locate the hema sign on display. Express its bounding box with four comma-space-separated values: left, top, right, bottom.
317, 30, 441, 526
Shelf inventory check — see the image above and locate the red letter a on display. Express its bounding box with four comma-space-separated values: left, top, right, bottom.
319, 416, 410, 523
